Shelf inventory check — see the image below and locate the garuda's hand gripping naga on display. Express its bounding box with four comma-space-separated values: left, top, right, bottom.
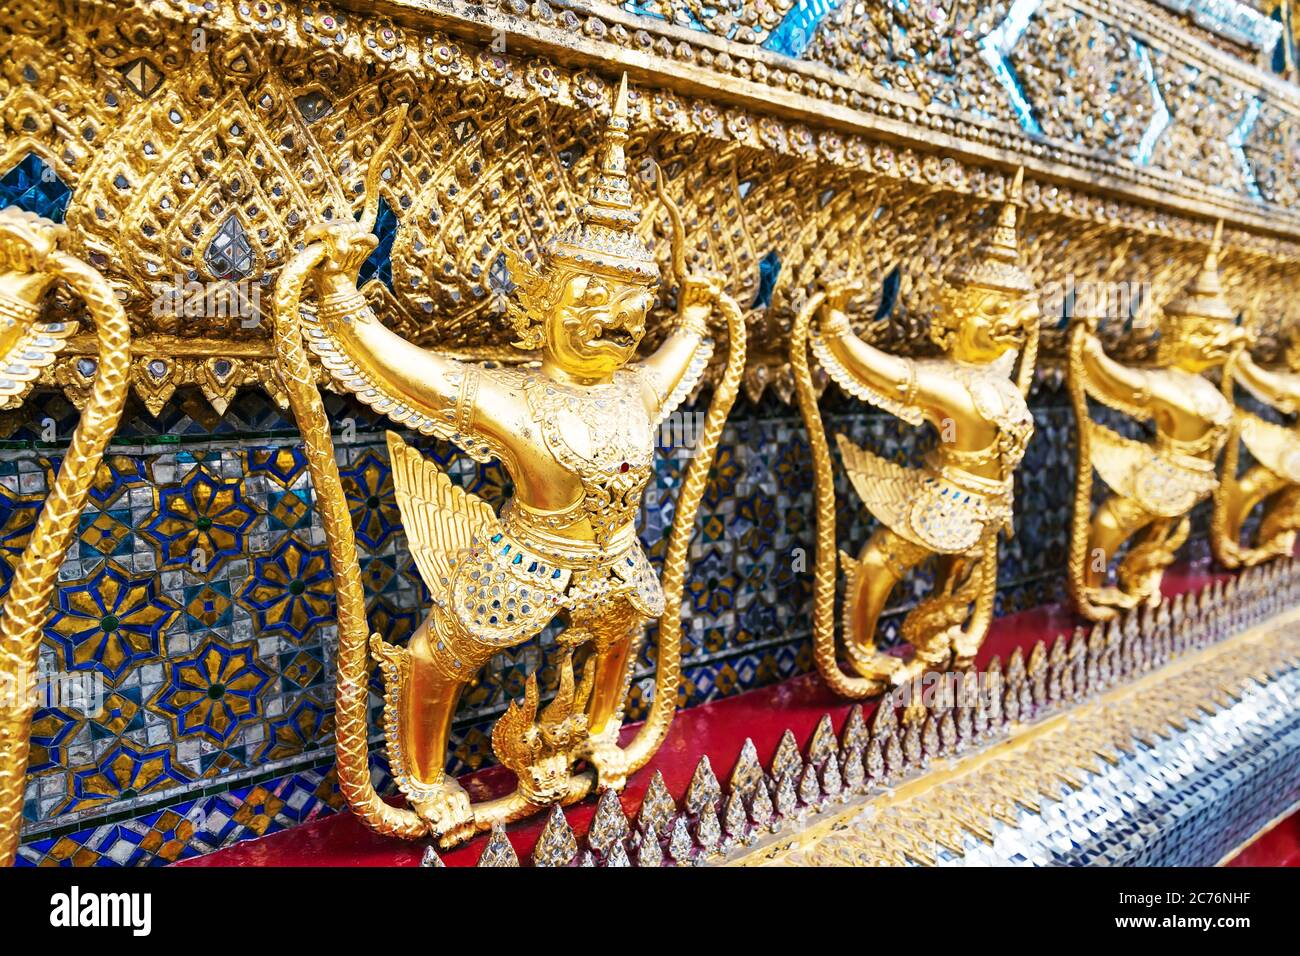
0, 209, 131, 867
791, 169, 1039, 698
1211, 327, 1300, 568
273, 76, 745, 847
1068, 221, 1244, 621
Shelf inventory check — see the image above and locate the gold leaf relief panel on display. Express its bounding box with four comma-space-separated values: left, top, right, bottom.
805, 0, 1014, 116
1244, 101, 1300, 208
1148, 50, 1253, 195
4, 1, 1300, 413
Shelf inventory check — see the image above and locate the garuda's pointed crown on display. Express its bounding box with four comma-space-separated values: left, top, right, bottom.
546, 74, 658, 284
948, 167, 1033, 294
1164, 220, 1234, 324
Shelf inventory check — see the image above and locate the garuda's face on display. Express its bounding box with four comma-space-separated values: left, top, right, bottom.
1169, 317, 1242, 373
544, 270, 653, 381
949, 286, 1035, 363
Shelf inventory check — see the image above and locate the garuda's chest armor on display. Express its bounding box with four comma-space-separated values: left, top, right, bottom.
508, 371, 655, 552
911, 359, 1033, 551
926, 361, 1034, 482
830, 351, 1034, 555
442, 368, 665, 649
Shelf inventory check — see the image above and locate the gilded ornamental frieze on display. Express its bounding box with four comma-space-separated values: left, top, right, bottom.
0, 1, 1298, 414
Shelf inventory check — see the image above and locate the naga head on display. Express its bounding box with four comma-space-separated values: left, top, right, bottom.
935, 167, 1038, 364
0, 207, 68, 373
1158, 221, 1246, 374
509, 75, 658, 383
0, 207, 63, 275
491, 651, 595, 806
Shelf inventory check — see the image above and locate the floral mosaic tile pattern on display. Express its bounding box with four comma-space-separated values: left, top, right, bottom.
2, 379, 1224, 863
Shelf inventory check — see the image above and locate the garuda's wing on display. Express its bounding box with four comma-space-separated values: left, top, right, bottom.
386, 431, 503, 598
835, 433, 928, 546
1089, 423, 1215, 517
302, 310, 497, 463
835, 433, 996, 553
811, 330, 924, 426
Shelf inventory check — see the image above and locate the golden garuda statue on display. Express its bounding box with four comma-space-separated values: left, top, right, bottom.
0, 208, 132, 867
272, 76, 746, 847
1067, 222, 1244, 621
791, 169, 1039, 698
1212, 329, 1300, 568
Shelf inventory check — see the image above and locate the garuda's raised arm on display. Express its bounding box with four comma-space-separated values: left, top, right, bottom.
634, 275, 719, 421
811, 280, 926, 426
1075, 321, 1153, 418
271, 108, 514, 467
299, 219, 516, 465
630, 168, 726, 423
1231, 349, 1300, 415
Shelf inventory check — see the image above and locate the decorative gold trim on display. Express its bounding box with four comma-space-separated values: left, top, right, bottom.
432, 559, 1300, 866
732, 605, 1300, 865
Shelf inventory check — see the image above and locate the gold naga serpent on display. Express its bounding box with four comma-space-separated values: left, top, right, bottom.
1209, 375, 1249, 570
790, 288, 880, 699
272, 109, 747, 840
0, 209, 132, 867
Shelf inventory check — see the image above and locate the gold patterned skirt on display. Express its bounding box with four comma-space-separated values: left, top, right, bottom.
1089, 423, 1218, 518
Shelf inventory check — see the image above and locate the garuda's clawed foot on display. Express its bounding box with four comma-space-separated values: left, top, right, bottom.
1262, 535, 1296, 562
409, 777, 476, 848
843, 644, 904, 693
1090, 585, 1142, 613
948, 625, 983, 664
888, 656, 931, 688
913, 628, 959, 669
580, 728, 629, 792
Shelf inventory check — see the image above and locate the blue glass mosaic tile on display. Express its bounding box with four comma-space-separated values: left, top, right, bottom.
763, 0, 842, 58
0, 153, 72, 222
359, 196, 398, 290
751, 250, 781, 309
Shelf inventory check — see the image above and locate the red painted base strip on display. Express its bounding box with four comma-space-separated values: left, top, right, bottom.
1224, 811, 1300, 867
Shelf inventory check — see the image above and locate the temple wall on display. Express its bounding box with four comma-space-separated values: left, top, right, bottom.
2, 0, 1298, 865
4, 374, 1242, 864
